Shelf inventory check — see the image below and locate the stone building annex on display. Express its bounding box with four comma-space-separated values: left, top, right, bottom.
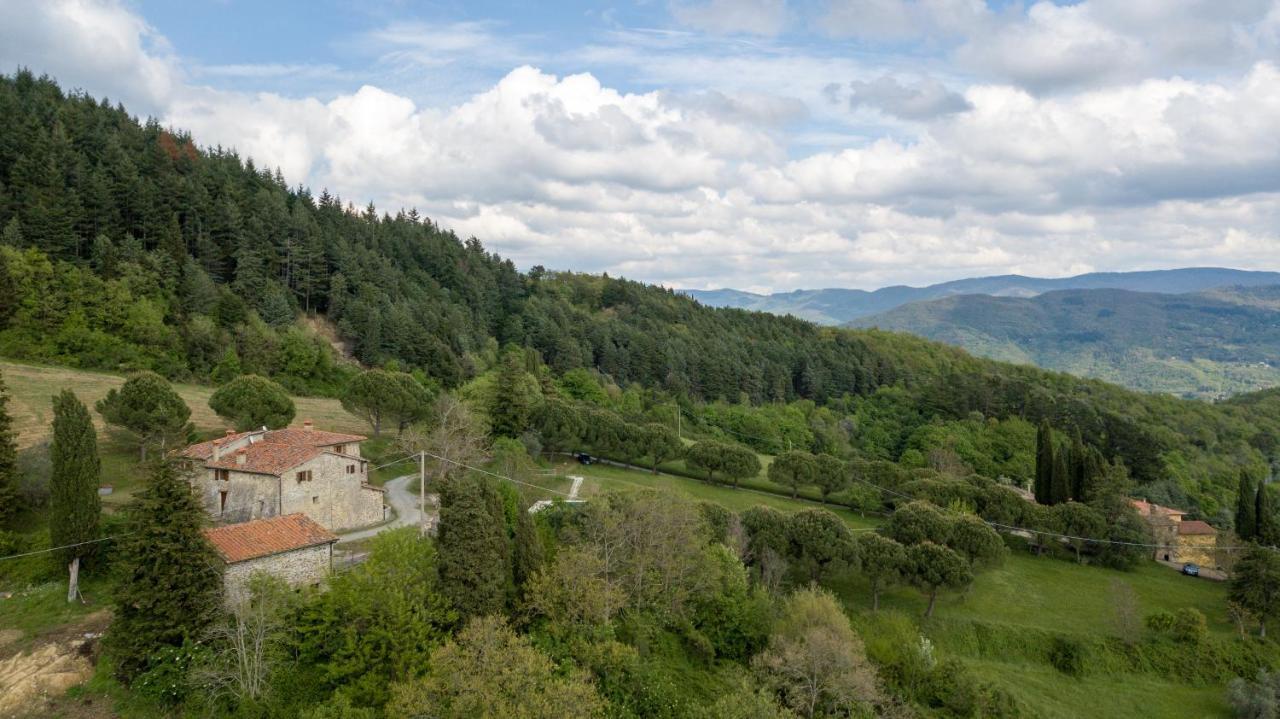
181, 421, 386, 533
203, 513, 340, 602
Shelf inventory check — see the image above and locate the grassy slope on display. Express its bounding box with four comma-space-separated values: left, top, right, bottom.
572, 460, 1235, 718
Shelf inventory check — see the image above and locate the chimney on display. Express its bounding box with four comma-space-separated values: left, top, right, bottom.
212, 439, 222, 462
303, 419, 313, 432
225, 429, 235, 437
235, 448, 247, 466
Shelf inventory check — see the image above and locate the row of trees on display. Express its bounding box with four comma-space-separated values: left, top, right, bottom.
1033, 421, 1112, 506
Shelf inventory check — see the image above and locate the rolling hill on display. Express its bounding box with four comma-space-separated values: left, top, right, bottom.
848, 287, 1280, 398
683, 268, 1280, 325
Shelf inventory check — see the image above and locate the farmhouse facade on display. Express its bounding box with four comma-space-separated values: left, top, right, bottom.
203, 513, 338, 603
1131, 499, 1222, 568
183, 421, 385, 532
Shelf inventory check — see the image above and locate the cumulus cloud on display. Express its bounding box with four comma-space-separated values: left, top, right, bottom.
7, 0, 1280, 292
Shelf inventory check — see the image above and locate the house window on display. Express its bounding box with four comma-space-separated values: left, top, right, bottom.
312, 496, 319, 504
215, 469, 230, 482
334, 444, 346, 455
296, 470, 313, 483
347, 464, 355, 474
257, 500, 265, 515
219, 490, 228, 513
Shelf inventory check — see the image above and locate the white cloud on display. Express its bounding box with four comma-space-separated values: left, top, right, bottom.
841, 75, 972, 119
671, 0, 790, 36
7, 0, 1280, 293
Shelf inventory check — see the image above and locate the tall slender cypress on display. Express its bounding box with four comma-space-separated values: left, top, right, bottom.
1258, 480, 1276, 547
49, 390, 101, 568
1237, 471, 1258, 540
1069, 430, 1087, 502
1035, 421, 1054, 505
1050, 444, 1072, 506
0, 371, 19, 526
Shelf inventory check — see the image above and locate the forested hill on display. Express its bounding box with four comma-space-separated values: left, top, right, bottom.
848, 287, 1280, 399
0, 70, 1276, 515
684, 268, 1280, 325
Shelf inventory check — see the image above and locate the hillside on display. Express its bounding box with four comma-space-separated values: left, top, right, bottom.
683, 268, 1280, 325
848, 288, 1280, 399
1, 70, 1278, 515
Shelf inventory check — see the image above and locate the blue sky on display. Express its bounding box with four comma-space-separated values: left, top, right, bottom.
3, 1, 1280, 292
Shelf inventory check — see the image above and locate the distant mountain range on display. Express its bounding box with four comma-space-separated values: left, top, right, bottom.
683, 268, 1280, 325
848, 286, 1280, 398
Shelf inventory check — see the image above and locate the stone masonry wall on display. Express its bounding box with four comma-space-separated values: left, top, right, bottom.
280, 453, 383, 531
222, 543, 333, 604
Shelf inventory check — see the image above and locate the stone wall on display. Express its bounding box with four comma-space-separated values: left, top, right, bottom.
280, 453, 383, 531
222, 543, 333, 604
190, 468, 280, 525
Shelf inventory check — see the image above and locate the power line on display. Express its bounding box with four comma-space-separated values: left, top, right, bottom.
420, 450, 576, 498
0, 534, 131, 563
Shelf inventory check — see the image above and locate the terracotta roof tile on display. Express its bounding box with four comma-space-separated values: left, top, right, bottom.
264, 427, 366, 446
207, 443, 322, 475
203, 513, 337, 563
1178, 520, 1217, 536
1130, 499, 1185, 518
183, 430, 258, 460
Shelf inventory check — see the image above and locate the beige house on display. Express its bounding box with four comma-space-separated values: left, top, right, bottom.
203, 513, 338, 603
1131, 499, 1222, 568
183, 421, 385, 532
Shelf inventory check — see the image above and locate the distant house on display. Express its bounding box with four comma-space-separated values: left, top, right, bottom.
203, 513, 338, 603
182, 420, 385, 532
1131, 499, 1222, 567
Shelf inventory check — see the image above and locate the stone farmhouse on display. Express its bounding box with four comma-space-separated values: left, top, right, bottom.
1131, 499, 1222, 568
182, 420, 385, 532
203, 513, 338, 603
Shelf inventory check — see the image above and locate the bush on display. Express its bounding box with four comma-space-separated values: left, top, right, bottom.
1144, 611, 1176, 633
1047, 636, 1086, 677
1227, 670, 1280, 719
1172, 608, 1209, 644
131, 642, 209, 706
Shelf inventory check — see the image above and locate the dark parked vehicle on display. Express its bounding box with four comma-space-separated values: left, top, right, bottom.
575, 453, 595, 465
1182, 563, 1200, 576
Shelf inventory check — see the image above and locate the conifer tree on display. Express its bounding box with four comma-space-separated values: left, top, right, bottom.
1034, 421, 1054, 505
0, 371, 18, 525
1069, 430, 1087, 501
1050, 441, 1071, 506
106, 460, 223, 683
49, 390, 101, 585
1258, 481, 1277, 547
488, 346, 536, 438
1237, 471, 1258, 541
437, 474, 511, 617
512, 503, 544, 590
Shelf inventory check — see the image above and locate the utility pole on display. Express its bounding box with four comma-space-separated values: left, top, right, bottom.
419, 450, 426, 536
675, 406, 681, 440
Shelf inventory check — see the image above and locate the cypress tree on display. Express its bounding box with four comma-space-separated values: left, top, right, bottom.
437, 474, 512, 618
1050, 443, 1071, 506
1237, 471, 1258, 541
1258, 481, 1277, 547
512, 501, 543, 591
49, 390, 101, 570
1034, 421, 1054, 505
1069, 430, 1087, 502
106, 460, 223, 683
0, 371, 19, 526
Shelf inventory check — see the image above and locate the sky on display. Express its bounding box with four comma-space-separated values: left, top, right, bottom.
3, 1, 1280, 293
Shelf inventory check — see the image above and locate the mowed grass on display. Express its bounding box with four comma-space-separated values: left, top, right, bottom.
1, 360, 364, 449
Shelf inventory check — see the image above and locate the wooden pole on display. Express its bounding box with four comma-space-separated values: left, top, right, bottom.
419, 451, 426, 535
66, 557, 79, 603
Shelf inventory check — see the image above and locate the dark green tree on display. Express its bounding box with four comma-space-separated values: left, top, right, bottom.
1054, 501, 1106, 564
437, 474, 511, 617
488, 346, 538, 438
721, 443, 762, 489
1259, 481, 1278, 547
856, 532, 906, 611
1237, 471, 1258, 541
0, 370, 18, 525
907, 542, 972, 618
208, 374, 296, 430
1034, 420, 1054, 505
882, 500, 951, 546
786, 509, 857, 583
341, 369, 432, 437
49, 390, 101, 579
768, 450, 817, 499
532, 397, 584, 454
1050, 442, 1072, 506
813, 453, 848, 501
686, 440, 729, 484
1068, 430, 1087, 501
106, 460, 223, 683
632, 422, 684, 474
1230, 544, 1280, 638
95, 371, 193, 461
513, 503, 544, 590
946, 514, 1006, 568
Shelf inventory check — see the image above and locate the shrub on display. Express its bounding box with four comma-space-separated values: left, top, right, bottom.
1048, 636, 1086, 677
1145, 611, 1177, 633
1172, 608, 1209, 644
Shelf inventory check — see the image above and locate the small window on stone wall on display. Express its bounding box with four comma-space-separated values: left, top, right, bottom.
216, 469, 229, 482
347, 464, 355, 474
312, 496, 319, 504
296, 470, 313, 483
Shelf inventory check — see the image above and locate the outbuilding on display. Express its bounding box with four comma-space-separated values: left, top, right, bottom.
203, 513, 339, 603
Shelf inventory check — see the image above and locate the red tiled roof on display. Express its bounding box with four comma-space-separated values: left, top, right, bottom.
183, 430, 257, 461
207, 442, 323, 475
203, 513, 337, 563
1178, 520, 1217, 536
1131, 499, 1185, 518
264, 427, 366, 446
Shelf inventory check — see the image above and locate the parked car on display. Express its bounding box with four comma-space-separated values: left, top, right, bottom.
1182, 563, 1200, 577
575, 453, 595, 465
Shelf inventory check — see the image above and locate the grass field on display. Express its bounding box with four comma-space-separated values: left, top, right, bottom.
570, 459, 1241, 719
